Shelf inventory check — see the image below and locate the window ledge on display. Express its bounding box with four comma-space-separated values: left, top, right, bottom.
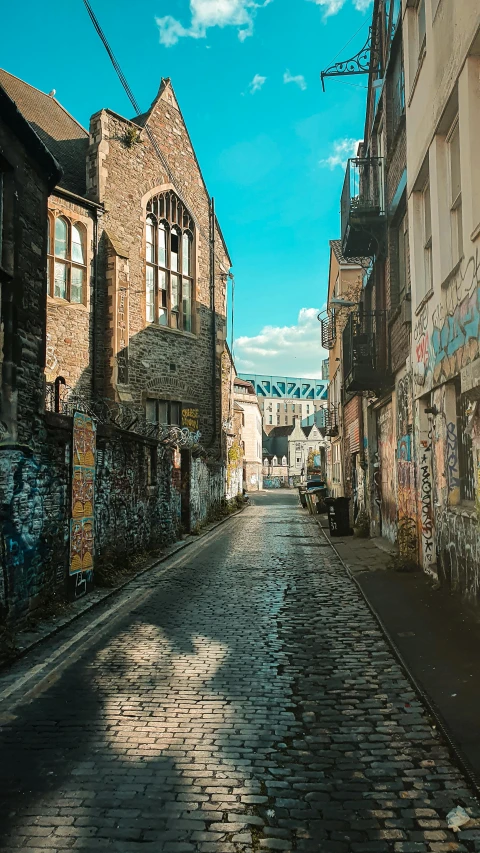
47, 296, 88, 311
441, 256, 463, 289
407, 45, 426, 107
415, 288, 434, 315
147, 322, 197, 340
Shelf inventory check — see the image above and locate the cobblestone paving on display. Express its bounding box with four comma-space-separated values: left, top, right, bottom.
1, 493, 479, 853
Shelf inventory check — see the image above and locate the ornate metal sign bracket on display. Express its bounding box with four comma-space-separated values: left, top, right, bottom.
321, 27, 374, 91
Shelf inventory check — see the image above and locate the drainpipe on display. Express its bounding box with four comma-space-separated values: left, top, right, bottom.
208, 197, 217, 449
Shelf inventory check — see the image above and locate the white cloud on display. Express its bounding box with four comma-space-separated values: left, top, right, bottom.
283, 70, 307, 90
319, 137, 361, 170
234, 308, 328, 378
156, 0, 272, 46
308, 0, 372, 17
249, 73, 266, 93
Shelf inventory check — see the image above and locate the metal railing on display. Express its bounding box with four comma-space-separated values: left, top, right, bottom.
342, 311, 387, 393
320, 310, 336, 350
341, 157, 386, 253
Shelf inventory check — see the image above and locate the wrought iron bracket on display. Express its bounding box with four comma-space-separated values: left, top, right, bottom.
321, 27, 374, 91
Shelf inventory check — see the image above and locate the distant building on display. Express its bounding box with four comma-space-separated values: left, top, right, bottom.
239, 374, 328, 427
263, 421, 327, 487
234, 378, 263, 491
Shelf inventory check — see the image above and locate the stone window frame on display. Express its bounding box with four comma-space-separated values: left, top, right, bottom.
47, 210, 88, 305
144, 188, 195, 333
146, 397, 182, 426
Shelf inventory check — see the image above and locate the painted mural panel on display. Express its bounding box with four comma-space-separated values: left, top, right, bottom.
377, 403, 396, 544
70, 413, 96, 594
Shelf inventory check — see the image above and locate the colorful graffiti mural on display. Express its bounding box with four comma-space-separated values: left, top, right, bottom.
70, 412, 96, 596
414, 249, 480, 391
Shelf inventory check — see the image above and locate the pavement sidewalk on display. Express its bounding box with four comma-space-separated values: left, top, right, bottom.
316, 514, 480, 782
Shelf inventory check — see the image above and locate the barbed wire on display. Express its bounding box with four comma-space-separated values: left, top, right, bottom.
45, 382, 202, 448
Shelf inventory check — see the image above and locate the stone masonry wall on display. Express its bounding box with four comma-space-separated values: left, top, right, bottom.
45, 193, 96, 396
87, 82, 230, 453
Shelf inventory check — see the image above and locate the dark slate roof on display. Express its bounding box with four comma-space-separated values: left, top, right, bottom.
265, 425, 295, 438
329, 239, 368, 268
234, 378, 255, 394
0, 69, 88, 197
0, 84, 62, 190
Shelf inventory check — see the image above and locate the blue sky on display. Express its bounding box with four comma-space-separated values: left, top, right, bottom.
2, 0, 371, 378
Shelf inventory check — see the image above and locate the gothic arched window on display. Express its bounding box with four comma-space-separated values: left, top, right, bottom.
145, 190, 194, 332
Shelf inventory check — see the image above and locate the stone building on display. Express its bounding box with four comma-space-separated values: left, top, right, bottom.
287, 420, 327, 484
0, 69, 233, 620
405, 0, 480, 596
0, 81, 63, 620
263, 421, 327, 487
234, 378, 263, 491
223, 348, 244, 501
322, 241, 365, 502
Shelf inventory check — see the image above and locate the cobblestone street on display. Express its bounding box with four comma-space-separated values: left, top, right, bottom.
0, 493, 479, 853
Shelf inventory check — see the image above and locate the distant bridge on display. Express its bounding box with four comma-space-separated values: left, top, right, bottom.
238, 374, 328, 400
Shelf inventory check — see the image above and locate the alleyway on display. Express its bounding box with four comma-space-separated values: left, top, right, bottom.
0, 494, 479, 853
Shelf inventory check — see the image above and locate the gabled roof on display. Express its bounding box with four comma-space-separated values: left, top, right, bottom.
0, 69, 88, 197
132, 77, 232, 266
0, 82, 62, 190
329, 239, 368, 268
303, 425, 314, 437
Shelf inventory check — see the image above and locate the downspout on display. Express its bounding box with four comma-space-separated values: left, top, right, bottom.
208, 197, 217, 449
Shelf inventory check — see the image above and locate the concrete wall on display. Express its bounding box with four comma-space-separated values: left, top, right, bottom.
406, 1, 480, 599
236, 395, 262, 491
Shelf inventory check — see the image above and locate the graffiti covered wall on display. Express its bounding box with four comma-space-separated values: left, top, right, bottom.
190, 460, 225, 529
69, 413, 96, 599
396, 373, 418, 565
413, 249, 480, 394
0, 420, 71, 622
376, 403, 397, 544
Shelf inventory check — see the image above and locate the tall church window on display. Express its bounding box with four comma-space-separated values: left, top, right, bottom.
47, 214, 87, 304
145, 190, 194, 332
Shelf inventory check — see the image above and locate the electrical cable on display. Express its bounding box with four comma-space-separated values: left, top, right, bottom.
82, 0, 235, 452
82, 0, 226, 260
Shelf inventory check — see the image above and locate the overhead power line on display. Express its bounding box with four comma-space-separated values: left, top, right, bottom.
82, 0, 175, 184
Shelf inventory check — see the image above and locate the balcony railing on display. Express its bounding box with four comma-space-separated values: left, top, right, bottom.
320, 310, 336, 350
341, 157, 386, 259
342, 311, 388, 393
